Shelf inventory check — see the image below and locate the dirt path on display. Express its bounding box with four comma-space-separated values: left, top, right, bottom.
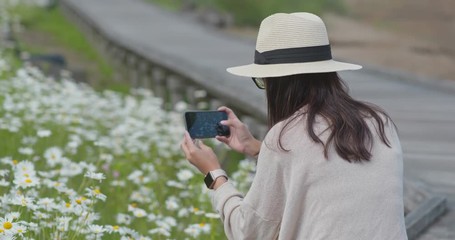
226, 0, 455, 83
328, 0, 455, 82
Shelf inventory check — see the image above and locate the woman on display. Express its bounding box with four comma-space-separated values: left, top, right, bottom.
181, 12, 407, 240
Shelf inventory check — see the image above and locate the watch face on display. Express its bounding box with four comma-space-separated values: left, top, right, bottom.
204, 173, 214, 189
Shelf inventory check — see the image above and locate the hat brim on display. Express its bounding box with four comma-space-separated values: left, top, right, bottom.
227, 60, 362, 78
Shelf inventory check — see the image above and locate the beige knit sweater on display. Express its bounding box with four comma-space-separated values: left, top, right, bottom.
211, 112, 408, 240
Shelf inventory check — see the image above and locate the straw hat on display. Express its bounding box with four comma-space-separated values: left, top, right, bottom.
227, 12, 362, 78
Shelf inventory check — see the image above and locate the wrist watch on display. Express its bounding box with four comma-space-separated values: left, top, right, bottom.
204, 169, 228, 189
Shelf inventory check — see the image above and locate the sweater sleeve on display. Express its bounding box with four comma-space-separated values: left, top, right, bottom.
211, 125, 287, 240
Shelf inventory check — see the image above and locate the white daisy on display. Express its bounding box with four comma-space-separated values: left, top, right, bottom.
176, 169, 194, 182
110, 180, 125, 187
116, 213, 132, 225
84, 171, 106, 182
127, 170, 150, 185
177, 208, 189, 218
166, 180, 185, 189
0, 170, 9, 177
56, 216, 71, 232
13, 175, 40, 189
85, 187, 107, 202
132, 208, 146, 218
165, 197, 179, 211
184, 223, 211, 238
149, 227, 170, 237
174, 101, 188, 112
205, 212, 220, 219
43, 147, 63, 167
0, 214, 19, 235
60, 162, 83, 177
37, 129, 51, 137
10, 194, 35, 209
104, 225, 121, 234
0, 179, 9, 187
88, 224, 105, 235
36, 198, 55, 211
14, 161, 36, 176
18, 147, 34, 155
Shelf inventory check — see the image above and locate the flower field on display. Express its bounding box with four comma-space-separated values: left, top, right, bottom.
0, 6, 256, 238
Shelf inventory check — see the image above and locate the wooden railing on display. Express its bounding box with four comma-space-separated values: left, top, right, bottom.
59, 2, 269, 141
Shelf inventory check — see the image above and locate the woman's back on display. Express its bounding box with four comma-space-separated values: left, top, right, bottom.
262, 113, 407, 239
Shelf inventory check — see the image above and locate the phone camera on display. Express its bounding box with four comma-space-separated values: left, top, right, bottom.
216, 123, 230, 136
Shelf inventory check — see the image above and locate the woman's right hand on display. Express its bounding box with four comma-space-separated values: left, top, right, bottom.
216, 106, 262, 158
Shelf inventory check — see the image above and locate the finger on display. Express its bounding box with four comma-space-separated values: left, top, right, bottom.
216, 135, 229, 144
219, 106, 238, 120
181, 141, 190, 157
181, 137, 192, 158
194, 139, 201, 149
217, 106, 228, 111
198, 140, 207, 148
183, 131, 197, 150
221, 118, 243, 129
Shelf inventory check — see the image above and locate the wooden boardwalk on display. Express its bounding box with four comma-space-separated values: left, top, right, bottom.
62, 0, 455, 238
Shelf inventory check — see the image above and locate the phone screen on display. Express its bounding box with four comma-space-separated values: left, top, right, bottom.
185, 111, 230, 139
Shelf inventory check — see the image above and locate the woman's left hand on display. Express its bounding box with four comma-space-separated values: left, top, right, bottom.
181, 131, 221, 175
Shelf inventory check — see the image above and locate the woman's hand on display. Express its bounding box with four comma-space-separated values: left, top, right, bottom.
181, 131, 221, 175
216, 106, 262, 157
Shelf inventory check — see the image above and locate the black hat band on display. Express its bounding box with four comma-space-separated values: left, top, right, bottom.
254, 44, 332, 65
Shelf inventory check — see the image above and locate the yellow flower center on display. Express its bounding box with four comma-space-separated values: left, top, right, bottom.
66, 202, 71, 208
18, 229, 23, 233
25, 178, 32, 183
55, 182, 61, 187
24, 173, 29, 177
193, 207, 199, 212
94, 189, 101, 195
199, 222, 206, 227
51, 154, 56, 159
76, 197, 88, 204
131, 203, 137, 208
3, 222, 12, 230
113, 225, 119, 231
0, 228, 4, 233
12, 160, 18, 165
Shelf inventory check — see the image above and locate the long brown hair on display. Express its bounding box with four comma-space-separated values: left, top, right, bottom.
265, 72, 393, 162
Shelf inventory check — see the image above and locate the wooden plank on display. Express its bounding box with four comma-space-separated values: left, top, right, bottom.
405, 197, 447, 240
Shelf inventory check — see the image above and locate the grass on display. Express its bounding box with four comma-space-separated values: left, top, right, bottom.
147, 0, 346, 26
8, 4, 131, 93
144, 0, 182, 11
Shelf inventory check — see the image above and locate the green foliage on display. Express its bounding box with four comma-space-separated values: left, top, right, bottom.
148, 0, 345, 26
214, 0, 345, 26
144, 0, 183, 11
9, 4, 116, 90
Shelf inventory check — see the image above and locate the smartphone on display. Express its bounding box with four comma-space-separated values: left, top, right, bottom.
184, 111, 230, 139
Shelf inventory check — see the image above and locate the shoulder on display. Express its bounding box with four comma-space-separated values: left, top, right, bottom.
264, 111, 305, 143
263, 109, 329, 151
